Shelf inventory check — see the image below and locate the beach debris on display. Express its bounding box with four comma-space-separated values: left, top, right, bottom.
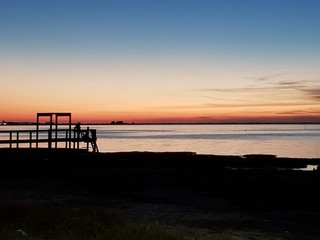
16, 229, 28, 236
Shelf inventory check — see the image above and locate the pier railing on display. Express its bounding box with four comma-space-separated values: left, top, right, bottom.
0, 127, 98, 153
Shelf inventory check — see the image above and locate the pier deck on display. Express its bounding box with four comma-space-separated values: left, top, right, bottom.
0, 113, 99, 152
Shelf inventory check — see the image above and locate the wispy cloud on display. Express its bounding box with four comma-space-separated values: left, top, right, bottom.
277, 109, 320, 115
185, 72, 320, 119
202, 96, 258, 103
197, 80, 318, 93
246, 73, 285, 82
156, 101, 319, 111
197, 87, 268, 92
300, 88, 320, 100
205, 101, 319, 108
277, 80, 311, 86
196, 76, 320, 102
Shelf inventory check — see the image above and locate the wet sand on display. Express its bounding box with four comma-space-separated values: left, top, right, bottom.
1, 149, 320, 239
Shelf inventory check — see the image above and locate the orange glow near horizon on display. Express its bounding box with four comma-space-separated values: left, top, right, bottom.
2, 110, 319, 124
2, 75, 320, 124
1, 56, 320, 124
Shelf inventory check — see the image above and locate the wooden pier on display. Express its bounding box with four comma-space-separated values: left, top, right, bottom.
0, 113, 99, 153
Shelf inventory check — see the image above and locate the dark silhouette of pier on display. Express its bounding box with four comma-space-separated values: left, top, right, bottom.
0, 113, 98, 153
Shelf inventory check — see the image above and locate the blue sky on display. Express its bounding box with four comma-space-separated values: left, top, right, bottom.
2, 0, 320, 55
1, 0, 320, 122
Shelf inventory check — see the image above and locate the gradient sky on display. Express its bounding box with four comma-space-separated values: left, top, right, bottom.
1, 0, 320, 123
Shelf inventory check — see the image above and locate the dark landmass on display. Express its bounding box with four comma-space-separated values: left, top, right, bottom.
3, 122, 320, 125
1, 149, 320, 239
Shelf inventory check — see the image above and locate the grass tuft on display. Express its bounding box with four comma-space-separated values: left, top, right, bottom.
0, 202, 182, 240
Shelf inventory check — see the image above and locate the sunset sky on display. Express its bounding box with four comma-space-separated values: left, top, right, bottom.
1, 0, 320, 123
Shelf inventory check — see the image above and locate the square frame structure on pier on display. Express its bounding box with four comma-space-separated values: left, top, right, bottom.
36, 113, 72, 148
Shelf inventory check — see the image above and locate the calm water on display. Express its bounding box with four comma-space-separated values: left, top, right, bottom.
1, 124, 320, 158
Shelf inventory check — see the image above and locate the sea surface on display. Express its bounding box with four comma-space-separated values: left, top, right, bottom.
1, 124, 319, 158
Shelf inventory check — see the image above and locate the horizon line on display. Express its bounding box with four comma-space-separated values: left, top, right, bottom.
2, 121, 320, 125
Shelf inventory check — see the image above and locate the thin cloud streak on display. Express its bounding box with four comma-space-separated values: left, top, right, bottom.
301, 88, 320, 100
157, 101, 319, 111
246, 73, 285, 82
196, 82, 317, 93
179, 74, 320, 121
196, 77, 320, 102
277, 109, 320, 115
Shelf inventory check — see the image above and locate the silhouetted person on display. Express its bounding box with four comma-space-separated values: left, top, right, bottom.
74, 122, 81, 139
90, 129, 97, 141
90, 129, 98, 152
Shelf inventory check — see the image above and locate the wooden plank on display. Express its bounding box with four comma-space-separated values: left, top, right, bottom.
0, 138, 82, 144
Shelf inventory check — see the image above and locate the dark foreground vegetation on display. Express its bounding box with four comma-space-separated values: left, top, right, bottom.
1, 149, 320, 239
0, 203, 181, 240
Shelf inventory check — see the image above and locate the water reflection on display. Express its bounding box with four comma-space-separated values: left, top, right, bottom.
1, 124, 320, 158
296, 165, 319, 171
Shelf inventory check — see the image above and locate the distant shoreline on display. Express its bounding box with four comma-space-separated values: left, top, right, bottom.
2, 122, 320, 126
